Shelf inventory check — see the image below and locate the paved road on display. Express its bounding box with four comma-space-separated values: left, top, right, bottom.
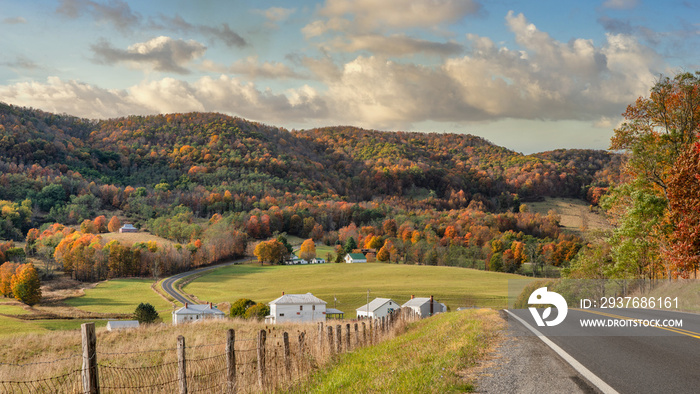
160, 258, 250, 305
508, 308, 700, 394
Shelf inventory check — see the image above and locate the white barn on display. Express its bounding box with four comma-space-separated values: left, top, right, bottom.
106, 320, 140, 331
172, 303, 226, 325
265, 293, 328, 324
356, 298, 400, 319
345, 253, 367, 263
401, 296, 447, 318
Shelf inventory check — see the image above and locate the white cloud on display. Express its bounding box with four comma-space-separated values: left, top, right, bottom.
91, 36, 206, 74
326, 34, 463, 56
318, 0, 481, 30
255, 7, 295, 28
201, 56, 305, 79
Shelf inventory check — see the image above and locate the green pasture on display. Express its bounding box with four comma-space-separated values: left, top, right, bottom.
66, 278, 173, 322
185, 263, 532, 312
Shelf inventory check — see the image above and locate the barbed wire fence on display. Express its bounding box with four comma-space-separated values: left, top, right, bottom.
0, 308, 419, 393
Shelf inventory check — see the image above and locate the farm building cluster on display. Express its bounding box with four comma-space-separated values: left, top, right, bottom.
263, 293, 446, 324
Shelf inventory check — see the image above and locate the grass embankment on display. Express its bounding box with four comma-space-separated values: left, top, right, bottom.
297, 309, 504, 393
186, 263, 531, 312
642, 279, 700, 313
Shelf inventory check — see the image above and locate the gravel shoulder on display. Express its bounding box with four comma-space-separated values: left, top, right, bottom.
473, 311, 600, 394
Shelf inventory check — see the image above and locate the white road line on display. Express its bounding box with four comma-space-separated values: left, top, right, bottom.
505, 309, 619, 394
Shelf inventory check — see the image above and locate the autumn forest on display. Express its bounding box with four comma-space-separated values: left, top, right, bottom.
5, 72, 699, 297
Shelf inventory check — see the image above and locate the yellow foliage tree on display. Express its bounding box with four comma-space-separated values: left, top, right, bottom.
299, 239, 316, 260
10, 263, 41, 306
108, 216, 122, 232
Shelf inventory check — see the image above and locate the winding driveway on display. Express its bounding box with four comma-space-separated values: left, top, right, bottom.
160, 258, 250, 305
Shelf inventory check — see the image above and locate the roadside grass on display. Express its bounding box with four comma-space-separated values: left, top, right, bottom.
65, 278, 174, 322
643, 279, 700, 313
295, 309, 504, 393
185, 263, 531, 312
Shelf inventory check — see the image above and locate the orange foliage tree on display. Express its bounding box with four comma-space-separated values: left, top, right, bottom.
299, 239, 316, 261
10, 263, 42, 306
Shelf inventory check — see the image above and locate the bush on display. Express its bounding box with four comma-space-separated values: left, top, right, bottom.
244, 303, 270, 320
10, 263, 41, 306
230, 298, 256, 318
134, 302, 159, 323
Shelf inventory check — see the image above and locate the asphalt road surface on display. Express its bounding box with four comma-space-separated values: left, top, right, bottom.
507, 308, 700, 394
160, 258, 249, 305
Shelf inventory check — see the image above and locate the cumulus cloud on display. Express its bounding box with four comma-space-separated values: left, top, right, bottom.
318, 0, 481, 30
3, 17, 27, 24
91, 36, 206, 74
0, 75, 327, 124
57, 0, 140, 31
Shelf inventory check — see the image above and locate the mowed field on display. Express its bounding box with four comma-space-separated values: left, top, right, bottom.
65, 278, 174, 322
528, 197, 611, 237
185, 263, 532, 312
0, 278, 174, 336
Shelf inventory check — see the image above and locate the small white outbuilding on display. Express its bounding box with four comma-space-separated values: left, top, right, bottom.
106, 320, 140, 331
172, 303, 226, 325
265, 293, 330, 324
401, 296, 447, 318
356, 298, 400, 319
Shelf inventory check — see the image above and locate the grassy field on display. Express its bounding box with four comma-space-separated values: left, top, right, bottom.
296, 308, 504, 393
185, 263, 532, 313
65, 278, 174, 322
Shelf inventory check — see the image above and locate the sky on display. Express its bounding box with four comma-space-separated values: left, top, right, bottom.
1, 0, 699, 154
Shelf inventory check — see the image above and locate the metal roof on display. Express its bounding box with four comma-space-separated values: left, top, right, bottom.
401, 297, 438, 307
356, 298, 397, 312
173, 304, 226, 315
326, 308, 344, 314
269, 293, 327, 305
346, 253, 366, 259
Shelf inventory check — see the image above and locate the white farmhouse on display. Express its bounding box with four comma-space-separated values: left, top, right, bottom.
172, 303, 226, 325
265, 293, 329, 324
356, 298, 400, 319
401, 296, 447, 318
344, 253, 367, 263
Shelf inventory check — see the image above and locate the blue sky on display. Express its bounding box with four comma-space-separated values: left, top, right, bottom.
1, 0, 699, 153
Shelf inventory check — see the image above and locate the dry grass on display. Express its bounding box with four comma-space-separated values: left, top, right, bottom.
0, 310, 418, 393
528, 197, 611, 238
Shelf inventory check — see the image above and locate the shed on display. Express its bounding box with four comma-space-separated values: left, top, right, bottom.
356, 298, 400, 319
401, 295, 447, 318
119, 224, 138, 233
265, 292, 327, 324
172, 303, 226, 325
106, 320, 140, 331
344, 253, 367, 263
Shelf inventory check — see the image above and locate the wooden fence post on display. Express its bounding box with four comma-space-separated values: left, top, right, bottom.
327, 326, 334, 355
257, 330, 266, 391
298, 331, 306, 354
345, 323, 351, 351
362, 322, 367, 346
81, 322, 99, 394
177, 335, 187, 394
354, 323, 359, 348
318, 323, 324, 355
283, 332, 291, 380
335, 325, 342, 354
226, 329, 236, 394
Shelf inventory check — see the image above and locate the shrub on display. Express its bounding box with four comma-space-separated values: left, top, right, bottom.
134, 302, 159, 324
230, 298, 256, 318
244, 303, 270, 320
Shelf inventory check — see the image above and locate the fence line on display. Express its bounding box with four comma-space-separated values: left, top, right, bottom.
0, 308, 420, 393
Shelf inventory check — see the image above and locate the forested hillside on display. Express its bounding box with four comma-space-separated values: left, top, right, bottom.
0, 102, 622, 285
